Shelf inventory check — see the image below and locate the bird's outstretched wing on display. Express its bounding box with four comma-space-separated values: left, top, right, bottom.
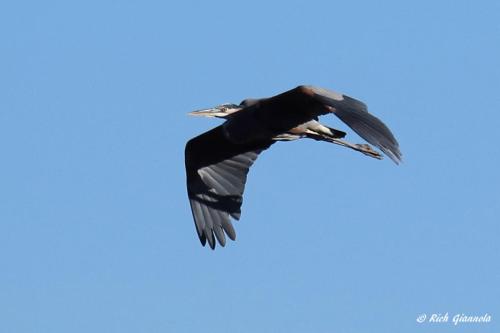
306, 86, 402, 163
257, 85, 402, 163
185, 125, 273, 249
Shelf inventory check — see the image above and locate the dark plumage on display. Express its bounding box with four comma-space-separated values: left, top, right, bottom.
185, 85, 401, 249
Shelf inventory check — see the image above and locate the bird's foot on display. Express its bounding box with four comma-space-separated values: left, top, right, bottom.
352, 143, 383, 159
327, 138, 383, 160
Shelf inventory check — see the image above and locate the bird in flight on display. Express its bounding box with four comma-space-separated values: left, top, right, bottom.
185, 85, 401, 249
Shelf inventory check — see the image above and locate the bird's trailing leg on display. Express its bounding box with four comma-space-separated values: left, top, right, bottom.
329, 138, 383, 159
305, 129, 383, 160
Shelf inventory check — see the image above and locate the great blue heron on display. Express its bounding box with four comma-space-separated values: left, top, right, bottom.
185, 85, 401, 249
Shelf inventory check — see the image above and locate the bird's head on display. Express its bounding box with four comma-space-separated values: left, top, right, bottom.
188, 103, 242, 119
189, 98, 262, 119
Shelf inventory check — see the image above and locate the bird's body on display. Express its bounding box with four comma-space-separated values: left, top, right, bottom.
185, 85, 401, 249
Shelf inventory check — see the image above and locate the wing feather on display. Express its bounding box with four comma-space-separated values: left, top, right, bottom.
185, 125, 273, 249
306, 86, 402, 163
253, 85, 401, 163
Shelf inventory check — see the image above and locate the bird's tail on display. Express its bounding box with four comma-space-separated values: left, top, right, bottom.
307, 121, 346, 139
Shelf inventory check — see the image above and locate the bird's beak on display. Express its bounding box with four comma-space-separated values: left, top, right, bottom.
188, 107, 223, 117
188, 104, 241, 118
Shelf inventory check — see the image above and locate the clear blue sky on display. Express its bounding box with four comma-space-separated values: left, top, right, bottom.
1, 0, 499, 332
